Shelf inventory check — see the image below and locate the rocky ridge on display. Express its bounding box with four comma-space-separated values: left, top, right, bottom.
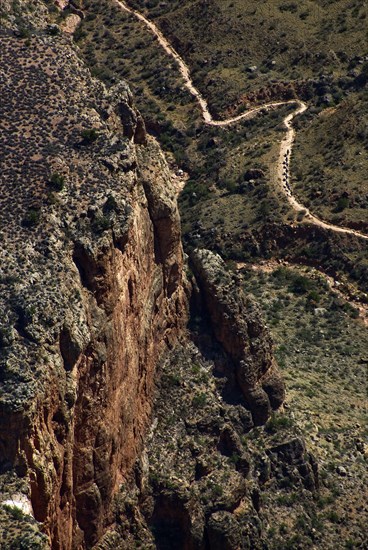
191, 249, 285, 425
93, 337, 316, 550
88, 251, 321, 549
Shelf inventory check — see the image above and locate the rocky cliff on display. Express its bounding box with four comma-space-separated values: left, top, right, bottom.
191, 249, 285, 425
0, 26, 187, 549
0, 4, 295, 549
87, 252, 297, 549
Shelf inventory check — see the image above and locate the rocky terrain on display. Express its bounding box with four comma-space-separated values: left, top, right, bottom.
93, 252, 316, 550
0, 2, 285, 549
0, 12, 188, 548
190, 249, 285, 425
0, 0, 367, 549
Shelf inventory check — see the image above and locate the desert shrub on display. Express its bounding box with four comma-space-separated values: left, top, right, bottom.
296, 209, 307, 221
265, 414, 293, 433
335, 196, 349, 212
306, 290, 321, 305
279, 3, 298, 14
212, 484, 223, 497
22, 208, 40, 227
3, 504, 25, 521
17, 26, 31, 39
222, 179, 237, 194
325, 510, 340, 523
181, 180, 210, 202
46, 24, 60, 35
93, 215, 110, 232
81, 128, 99, 144
48, 172, 64, 191
192, 392, 207, 407
163, 373, 181, 387
104, 195, 118, 212
289, 274, 312, 295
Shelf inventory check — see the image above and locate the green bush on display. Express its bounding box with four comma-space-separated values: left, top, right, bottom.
164, 373, 181, 387
265, 414, 293, 433
81, 128, 99, 144
325, 510, 340, 523
3, 504, 25, 521
192, 392, 207, 407
279, 3, 298, 13
335, 196, 349, 212
306, 290, 321, 304
46, 24, 60, 36
22, 208, 40, 228
48, 172, 65, 191
181, 180, 210, 204
17, 26, 31, 39
93, 215, 111, 232
289, 275, 312, 295
212, 484, 223, 497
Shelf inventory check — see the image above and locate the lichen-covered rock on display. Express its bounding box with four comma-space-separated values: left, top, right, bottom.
190, 249, 285, 424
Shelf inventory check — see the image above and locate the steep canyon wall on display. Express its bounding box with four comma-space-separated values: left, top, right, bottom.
0, 28, 187, 548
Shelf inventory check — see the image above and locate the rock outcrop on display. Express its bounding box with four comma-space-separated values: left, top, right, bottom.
93, 341, 315, 550
266, 437, 319, 492
191, 249, 285, 425
0, 27, 187, 549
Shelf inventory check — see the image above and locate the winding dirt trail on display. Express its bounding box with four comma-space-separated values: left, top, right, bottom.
115, 0, 368, 241
277, 104, 368, 239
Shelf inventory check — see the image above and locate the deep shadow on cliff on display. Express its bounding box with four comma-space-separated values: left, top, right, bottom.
190, 249, 285, 425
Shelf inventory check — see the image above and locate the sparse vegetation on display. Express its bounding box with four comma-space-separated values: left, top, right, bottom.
128, 0, 368, 116
192, 392, 207, 408
22, 208, 41, 227
48, 172, 65, 191
93, 215, 111, 232
265, 413, 294, 433
81, 127, 99, 144
72, 0, 368, 294
293, 91, 368, 229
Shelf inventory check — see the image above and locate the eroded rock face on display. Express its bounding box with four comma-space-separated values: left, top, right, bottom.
266, 437, 319, 492
0, 29, 187, 549
96, 342, 315, 550
190, 249, 285, 424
